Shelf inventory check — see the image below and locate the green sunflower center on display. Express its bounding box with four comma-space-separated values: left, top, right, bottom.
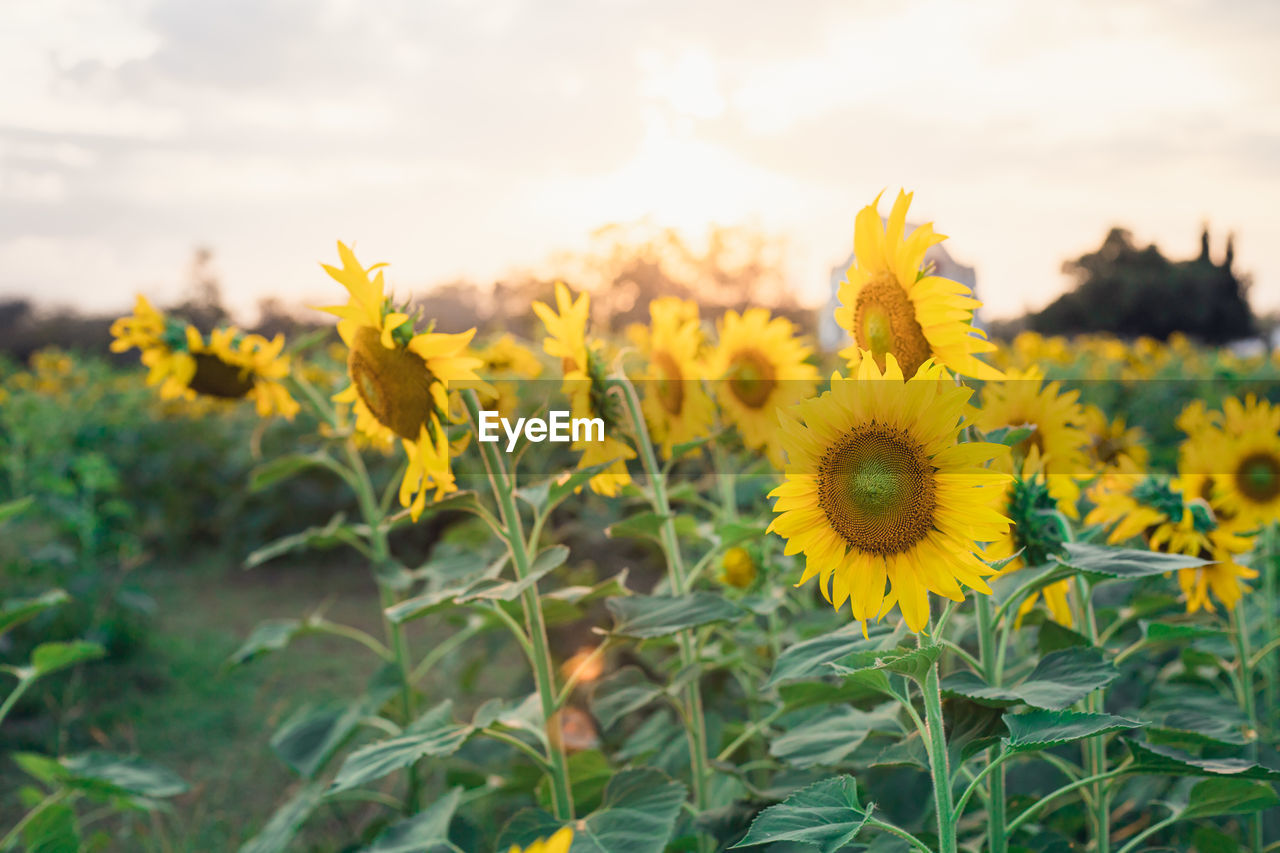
1007, 474, 1066, 566
854, 273, 930, 376
817, 424, 936, 555
188, 353, 255, 399
727, 348, 776, 410
653, 350, 684, 415
348, 325, 437, 441
1236, 452, 1280, 504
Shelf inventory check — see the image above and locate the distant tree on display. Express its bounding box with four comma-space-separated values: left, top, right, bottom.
169, 247, 230, 332
1029, 227, 1253, 343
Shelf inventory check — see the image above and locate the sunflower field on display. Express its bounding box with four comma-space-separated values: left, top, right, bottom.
3, 190, 1280, 853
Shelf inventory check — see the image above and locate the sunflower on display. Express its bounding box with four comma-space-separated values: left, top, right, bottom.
1082, 404, 1149, 475
720, 546, 758, 589
635, 297, 715, 458
319, 242, 483, 520
767, 354, 1011, 632
1178, 396, 1280, 530
474, 333, 543, 418
509, 828, 573, 853
1086, 475, 1256, 613
532, 282, 634, 496
110, 296, 298, 419
970, 367, 1091, 518
835, 190, 1000, 380
709, 308, 818, 468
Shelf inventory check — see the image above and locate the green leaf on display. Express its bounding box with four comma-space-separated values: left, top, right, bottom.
271, 701, 369, 779
249, 451, 338, 492
1058, 542, 1210, 579
730, 775, 872, 852
360, 787, 461, 852
29, 641, 105, 679
455, 546, 567, 603
1140, 620, 1228, 643
666, 429, 723, 462
1003, 710, 1141, 753
498, 768, 686, 853
829, 644, 940, 685
238, 780, 326, 853
0, 495, 35, 524
1192, 824, 1243, 853
590, 667, 662, 731
1179, 778, 1280, 819
942, 647, 1118, 710
244, 513, 361, 568
542, 461, 620, 514
1125, 740, 1280, 780
329, 700, 472, 793
770, 703, 900, 768
0, 589, 69, 638
766, 622, 895, 687
229, 619, 304, 665
606, 511, 673, 542
1148, 709, 1249, 747
20, 800, 80, 853
57, 752, 188, 798
606, 593, 743, 639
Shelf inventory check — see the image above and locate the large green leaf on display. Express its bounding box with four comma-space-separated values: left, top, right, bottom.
360, 787, 461, 852
244, 513, 362, 568
828, 644, 940, 685
942, 647, 1117, 710
329, 701, 472, 793
765, 623, 895, 687
271, 690, 395, 780
455, 546, 568, 603
730, 775, 872, 852
1059, 542, 1209, 579
606, 593, 743, 639
1179, 778, 1280, 819
20, 800, 80, 853
248, 451, 340, 492
590, 667, 663, 731
498, 769, 686, 853
1125, 740, 1280, 780
58, 752, 188, 798
1003, 710, 1141, 753
238, 780, 326, 853
29, 641, 105, 679
770, 703, 900, 768
0, 589, 69, 638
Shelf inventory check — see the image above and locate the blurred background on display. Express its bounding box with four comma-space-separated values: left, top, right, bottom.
2, 0, 1278, 356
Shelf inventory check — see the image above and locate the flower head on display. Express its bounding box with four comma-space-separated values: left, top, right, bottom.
636, 297, 715, 459
508, 827, 573, 853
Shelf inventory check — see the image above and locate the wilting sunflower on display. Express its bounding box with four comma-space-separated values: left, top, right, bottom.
532, 282, 634, 497
835, 190, 1000, 380
709, 308, 818, 467
509, 828, 573, 853
319, 242, 483, 520
1082, 404, 1148, 475
986, 449, 1074, 625
110, 295, 298, 419
1086, 475, 1257, 613
635, 297, 715, 458
970, 367, 1091, 518
768, 354, 1011, 632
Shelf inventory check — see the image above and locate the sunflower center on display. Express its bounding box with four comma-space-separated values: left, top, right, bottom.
854, 273, 930, 376
727, 349, 776, 409
348, 326, 437, 440
188, 353, 255, 399
817, 424, 937, 555
653, 350, 684, 415
1236, 452, 1280, 504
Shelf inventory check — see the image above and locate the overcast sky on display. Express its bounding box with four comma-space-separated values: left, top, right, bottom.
2, 0, 1277, 324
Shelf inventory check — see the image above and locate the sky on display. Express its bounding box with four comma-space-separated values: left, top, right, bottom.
1, 0, 1278, 324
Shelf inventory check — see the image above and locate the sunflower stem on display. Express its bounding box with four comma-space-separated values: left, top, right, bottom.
1233, 603, 1264, 853
1073, 575, 1109, 853
463, 390, 575, 821
1261, 523, 1278, 739
615, 376, 714, 849
921, 646, 958, 853
975, 593, 1008, 853
711, 439, 737, 522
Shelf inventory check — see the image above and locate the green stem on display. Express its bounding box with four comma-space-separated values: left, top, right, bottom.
710, 440, 737, 522
975, 594, 1007, 853
464, 391, 574, 821
1234, 604, 1264, 853
616, 377, 713, 846
479, 727, 555, 773
0, 678, 31, 729
1262, 523, 1277, 736
1073, 576, 1109, 853
0, 788, 72, 851
865, 817, 934, 853
1114, 812, 1178, 853
1004, 763, 1131, 836
920, 646, 957, 853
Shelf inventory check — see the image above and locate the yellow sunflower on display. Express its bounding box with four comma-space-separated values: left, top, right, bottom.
1178, 395, 1280, 530
709, 308, 818, 468
110, 296, 298, 419
1082, 404, 1149, 475
970, 367, 1091, 518
767, 354, 1011, 632
720, 546, 758, 589
532, 282, 634, 497
509, 828, 573, 853
636, 297, 715, 458
319, 242, 483, 520
835, 190, 1000, 380
1086, 475, 1257, 613
474, 333, 543, 417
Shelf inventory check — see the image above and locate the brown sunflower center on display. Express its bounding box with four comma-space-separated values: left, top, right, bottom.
188, 353, 255, 399
653, 350, 684, 415
817, 424, 937, 555
854, 273, 931, 376
348, 326, 436, 440
727, 348, 776, 410
1235, 451, 1280, 504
